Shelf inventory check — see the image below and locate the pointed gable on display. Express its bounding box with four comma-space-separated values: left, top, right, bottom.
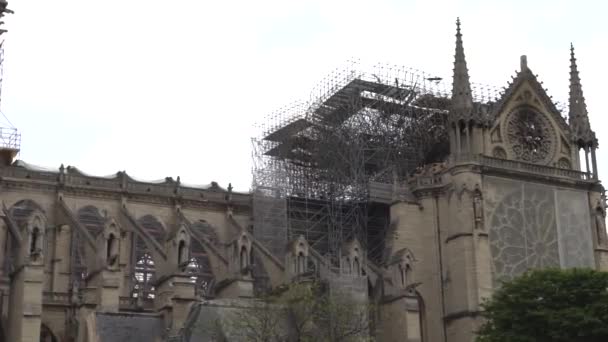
492, 56, 569, 134
486, 56, 575, 167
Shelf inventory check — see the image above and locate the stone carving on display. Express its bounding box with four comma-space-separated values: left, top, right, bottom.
506, 107, 556, 164
557, 157, 572, 170
492, 146, 507, 159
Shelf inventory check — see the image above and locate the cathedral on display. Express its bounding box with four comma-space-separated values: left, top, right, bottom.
0, 5, 606, 342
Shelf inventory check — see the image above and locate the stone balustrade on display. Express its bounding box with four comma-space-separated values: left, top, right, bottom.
453, 154, 594, 181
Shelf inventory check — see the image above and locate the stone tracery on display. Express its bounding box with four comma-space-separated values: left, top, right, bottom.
486, 179, 594, 282
506, 107, 556, 164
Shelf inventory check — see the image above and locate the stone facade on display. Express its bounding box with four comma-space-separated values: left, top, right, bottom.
0, 18, 606, 342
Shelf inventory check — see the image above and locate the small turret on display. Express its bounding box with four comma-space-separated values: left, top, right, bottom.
450, 18, 474, 118
568, 44, 598, 178
449, 18, 483, 157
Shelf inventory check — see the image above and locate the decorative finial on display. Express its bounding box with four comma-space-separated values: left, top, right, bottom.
568, 44, 596, 148
520, 55, 528, 71
450, 17, 473, 118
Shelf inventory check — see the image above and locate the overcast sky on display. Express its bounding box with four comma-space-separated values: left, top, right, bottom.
2, 0, 607, 191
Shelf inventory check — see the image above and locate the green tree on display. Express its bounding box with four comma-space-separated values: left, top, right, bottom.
476, 268, 608, 342
222, 280, 374, 342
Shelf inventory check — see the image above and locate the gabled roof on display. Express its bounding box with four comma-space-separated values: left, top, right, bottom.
492, 59, 570, 134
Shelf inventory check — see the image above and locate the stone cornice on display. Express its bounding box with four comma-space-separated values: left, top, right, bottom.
450, 154, 600, 191
0, 165, 252, 213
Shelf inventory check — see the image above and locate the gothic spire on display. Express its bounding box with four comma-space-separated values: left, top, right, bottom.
450, 17, 473, 121
568, 44, 596, 147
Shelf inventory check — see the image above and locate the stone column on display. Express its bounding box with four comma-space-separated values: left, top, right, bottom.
464, 125, 471, 155
52, 225, 71, 292
591, 148, 598, 179
156, 274, 198, 335
585, 147, 591, 176
7, 263, 45, 342
455, 126, 461, 157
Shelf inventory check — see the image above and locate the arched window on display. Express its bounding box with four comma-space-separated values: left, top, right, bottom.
399, 264, 406, 286
30, 227, 40, 256
77, 206, 105, 237
190, 238, 214, 297
133, 253, 155, 299
137, 215, 166, 244
178, 240, 187, 266
191, 220, 219, 245
8, 200, 46, 265
10, 200, 43, 227
107, 234, 117, 266
131, 215, 165, 299
240, 246, 248, 270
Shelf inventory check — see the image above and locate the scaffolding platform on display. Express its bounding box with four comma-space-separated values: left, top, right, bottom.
252, 61, 499, 264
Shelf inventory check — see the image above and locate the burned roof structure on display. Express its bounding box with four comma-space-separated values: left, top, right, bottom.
252, 61, 502, 265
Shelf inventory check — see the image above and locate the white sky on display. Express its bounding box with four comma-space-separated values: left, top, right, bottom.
2, 0, 607, 191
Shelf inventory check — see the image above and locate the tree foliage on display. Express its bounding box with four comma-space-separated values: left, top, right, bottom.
476, 268, 608, 342
222, 280, 373, 342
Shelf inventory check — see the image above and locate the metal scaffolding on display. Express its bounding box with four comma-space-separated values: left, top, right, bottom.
252, 61, 501, 265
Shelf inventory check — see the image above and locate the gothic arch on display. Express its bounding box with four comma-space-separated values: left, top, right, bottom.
8, 200, 47, 267
132, 252, 156, 299
71, 205, 108, 285
130, 215, 166, 298
190, 220, 219, 246
186, 220, 224, 287
287, 236, 310, 276
77, 205, 105, 237
9, 199, 45, 228
189, 237, 215, 297
137, 215, 166, 244
390, 248, 416, 290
